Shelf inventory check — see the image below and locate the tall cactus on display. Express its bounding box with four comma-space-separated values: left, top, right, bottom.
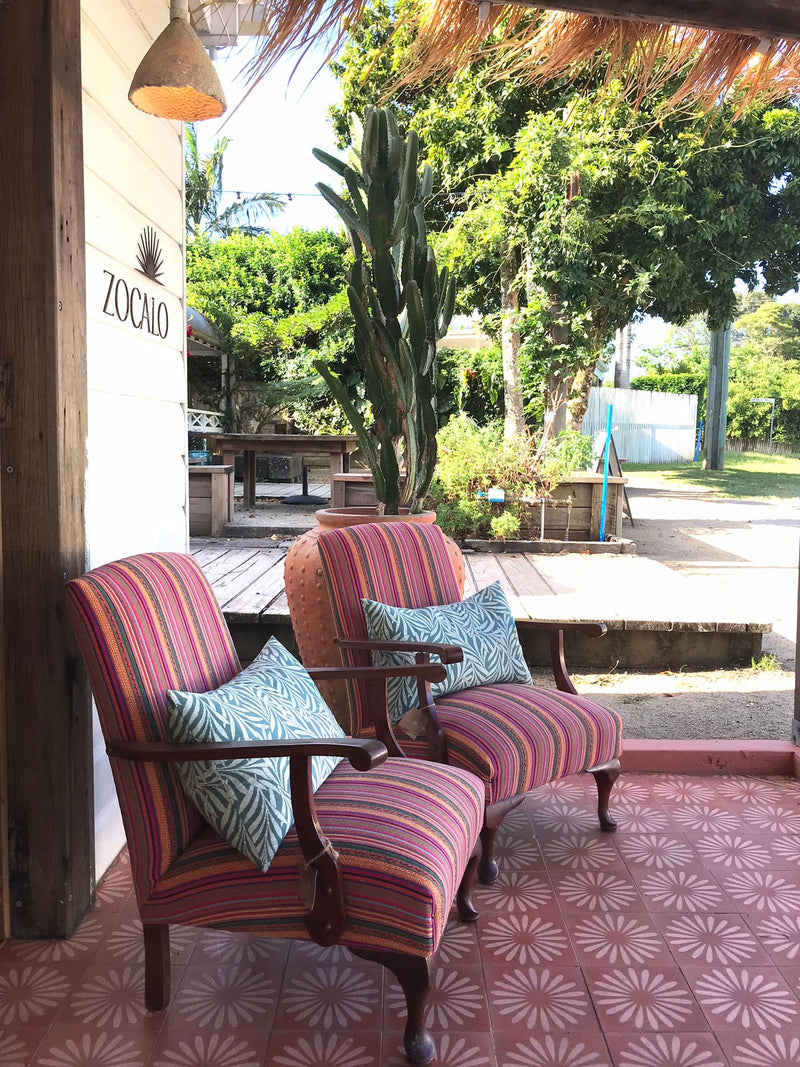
313, 107, 455, 514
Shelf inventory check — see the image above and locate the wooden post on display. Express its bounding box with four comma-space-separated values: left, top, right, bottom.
705, 325, 731, 471
0, 0, 93, 936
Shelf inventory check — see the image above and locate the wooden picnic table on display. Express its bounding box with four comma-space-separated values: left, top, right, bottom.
204, 433, 359, 509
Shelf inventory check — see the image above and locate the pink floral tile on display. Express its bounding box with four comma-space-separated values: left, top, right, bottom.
150, 1031, 267, 1067
605, 1031, 727, 1066
636, 868, 728, 913
267, 1030, 381, 1066
0, 964, 71, 1027
0, 1028, 50, 1067
549, 869, 644, 913
383, 1029, 497, 1066
30, 1028, 156, 1067
721, 871, 800, 914
716, 1028, 800, 1065
385, 963, 489, 1032
171, 964, 277, 1031
492, 1030, 612, 1066
617, 833, 697, 871
658, 913, 770, 966
479, 909, 577, 967
274, 963, 382, 1032
567, 912, 673, 967
583, 964, 707, 1033
474, 871, 555, 914
485, 965, 598, 1034
682, 965, 800, 1032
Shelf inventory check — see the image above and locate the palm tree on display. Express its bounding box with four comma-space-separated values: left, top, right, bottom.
185, 124, 284, 238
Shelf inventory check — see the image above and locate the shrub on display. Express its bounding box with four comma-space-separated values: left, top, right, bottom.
490, 511, 521, 540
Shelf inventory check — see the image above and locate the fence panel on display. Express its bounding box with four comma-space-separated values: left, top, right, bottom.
582, 387, 698, 464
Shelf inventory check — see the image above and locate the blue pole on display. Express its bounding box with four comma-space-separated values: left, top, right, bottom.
694, 419, 704, 462
598, 403, 613, 542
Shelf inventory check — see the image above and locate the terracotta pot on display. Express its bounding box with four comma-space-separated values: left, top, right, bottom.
285, 507, 464, 729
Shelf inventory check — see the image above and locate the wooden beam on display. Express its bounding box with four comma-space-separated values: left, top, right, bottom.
0, 0, 93, 937
513, 1, 800, 41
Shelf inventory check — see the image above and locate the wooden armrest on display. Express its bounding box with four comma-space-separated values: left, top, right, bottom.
307, 661, 448, 682
335, 636, 464, 665
106, 736, 387, 771
108, 734, 389, 948
522, 621, 607, 638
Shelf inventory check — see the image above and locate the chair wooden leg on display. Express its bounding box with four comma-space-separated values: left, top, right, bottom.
456, 851, 479, 923
353, 950, 434, 1065
590, 758, 621, 832
478, 796, 526, 885
143, 923, 170, 1011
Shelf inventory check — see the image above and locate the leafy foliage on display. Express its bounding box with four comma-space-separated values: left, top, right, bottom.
313, 106, 455, 513
184, 124, 284, 238
330, 0, 800, 432
186, 229, 358, 430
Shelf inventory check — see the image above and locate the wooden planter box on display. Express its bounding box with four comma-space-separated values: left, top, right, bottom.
331, 471, 378, 509
188, 464, 234, 537
539, 474, 627, 541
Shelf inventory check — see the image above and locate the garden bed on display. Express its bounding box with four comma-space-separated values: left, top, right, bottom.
463, 536, 636, 554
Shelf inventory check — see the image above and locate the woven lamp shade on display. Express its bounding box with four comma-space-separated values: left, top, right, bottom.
129, 17, 226, 121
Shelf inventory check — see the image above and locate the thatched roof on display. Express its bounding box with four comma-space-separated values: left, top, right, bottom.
240, 0, 800, 110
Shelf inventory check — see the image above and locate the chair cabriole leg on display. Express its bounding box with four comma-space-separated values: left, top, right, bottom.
479, 795, 526, 884
456, 851, 479, 922
143, 922, 170, 1011
353, 950, 434, 1065
590, 758, 621, 832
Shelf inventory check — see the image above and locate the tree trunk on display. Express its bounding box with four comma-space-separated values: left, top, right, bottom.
500, 243, 525, 438
567, 366, 595, 431
613, 323, 632, 388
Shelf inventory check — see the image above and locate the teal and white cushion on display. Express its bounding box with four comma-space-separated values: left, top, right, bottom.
166, 637, 344, 871
362, 581, 532, 724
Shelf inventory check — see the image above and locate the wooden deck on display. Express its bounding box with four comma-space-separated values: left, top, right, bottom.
191, 540, 770, 669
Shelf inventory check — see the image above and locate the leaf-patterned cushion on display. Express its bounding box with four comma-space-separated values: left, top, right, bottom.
362, 581, 532, 724
166, 637, 345, 872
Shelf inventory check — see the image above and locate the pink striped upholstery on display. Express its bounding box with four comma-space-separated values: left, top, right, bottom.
317, 523, 623, 804
142, 759, 483, 957
66, 554, 241, 904
317, 522, 461, 734
66, 552, 483, 958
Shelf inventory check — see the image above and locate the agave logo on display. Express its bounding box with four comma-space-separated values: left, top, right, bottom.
136, 226, 164, 285
101, 227, 170, 338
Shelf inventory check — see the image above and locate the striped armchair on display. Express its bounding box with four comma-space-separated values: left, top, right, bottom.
66, 553, 484, 1066
315, 522, 623, 885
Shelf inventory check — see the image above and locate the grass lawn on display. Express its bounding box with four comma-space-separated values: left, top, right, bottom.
625, 450, 800, 500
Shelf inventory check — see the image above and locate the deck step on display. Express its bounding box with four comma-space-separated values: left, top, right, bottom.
193, 540, 770, 670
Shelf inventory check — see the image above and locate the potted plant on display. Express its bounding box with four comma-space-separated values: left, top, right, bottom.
285, 107, 459, 722
312, 105, 455, 515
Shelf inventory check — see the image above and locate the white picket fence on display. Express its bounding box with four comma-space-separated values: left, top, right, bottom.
582, 387, 698, 464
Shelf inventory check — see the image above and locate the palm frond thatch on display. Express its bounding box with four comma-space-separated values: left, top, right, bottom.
238, 0, 800, 112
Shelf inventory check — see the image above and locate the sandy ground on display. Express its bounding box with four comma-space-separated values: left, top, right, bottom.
564, 476, 800, 741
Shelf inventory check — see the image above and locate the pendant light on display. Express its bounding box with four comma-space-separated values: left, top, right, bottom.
128, 0, 227, 121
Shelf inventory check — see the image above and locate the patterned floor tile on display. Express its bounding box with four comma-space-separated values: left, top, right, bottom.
583, 964, 707, 1034
657, 913, 772, 967
492, 1030, 612, 1066
29, 1027, 157, 1067
682, 964, 800, 1032
5, 772, 800, 1066
605, 1031, 727, 1067
383, 1030, 497, 1066
274, 961, 383, 1032
566, 911, 674, 967
485, 964, 599, 1034
714, 1027, 800, 1066
385, 962, 490, 1033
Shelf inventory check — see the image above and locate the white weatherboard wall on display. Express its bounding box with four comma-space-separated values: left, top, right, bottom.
82, 0, 188, 875
583, 387, 698, 464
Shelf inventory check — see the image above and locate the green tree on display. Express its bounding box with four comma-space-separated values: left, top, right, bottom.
330, 1, 800, 439
186, 229, 358, 430
184, 124, 284, 238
